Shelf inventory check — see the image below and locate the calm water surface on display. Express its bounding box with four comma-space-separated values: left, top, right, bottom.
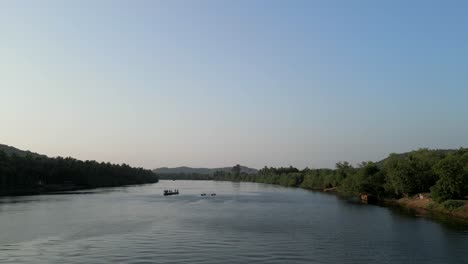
0, 180, 467, 264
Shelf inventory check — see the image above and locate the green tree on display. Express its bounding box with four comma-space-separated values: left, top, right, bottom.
431, 153, 468, 202
384, 150, 439, 197
232, 164, 241, 179
341, 162, 385, 197
334, 161, 354, 186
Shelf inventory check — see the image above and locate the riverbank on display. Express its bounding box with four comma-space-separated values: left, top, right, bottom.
0, 146, 159, 197
316, 186, 468, 222
0, 184, 85, 196
0, 181, 159, 197
216, 178, 468, 222
313, 187, 468, 222
386, 195, 468, 221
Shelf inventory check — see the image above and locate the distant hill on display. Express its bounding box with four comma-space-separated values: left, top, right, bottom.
153, 166, 258, 175
0, 144, 46, 158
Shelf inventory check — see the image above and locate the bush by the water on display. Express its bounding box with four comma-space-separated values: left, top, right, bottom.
441, 200, 465, 211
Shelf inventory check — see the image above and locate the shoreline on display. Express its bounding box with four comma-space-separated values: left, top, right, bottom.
307, 186, 468, 222
312, 188, 468, 223
0, 185, 86, 196
0, 181, 159, 197
214, 179, 468, 223
384, 197, 468, 222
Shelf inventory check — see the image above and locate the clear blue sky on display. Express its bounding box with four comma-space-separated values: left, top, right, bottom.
1, 1, 468, 169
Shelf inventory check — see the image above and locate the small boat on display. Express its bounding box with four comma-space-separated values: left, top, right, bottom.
201, 193, 206, 196
211, 193, 216, 196
164, 189, 179, 196
359, 192, 377, 204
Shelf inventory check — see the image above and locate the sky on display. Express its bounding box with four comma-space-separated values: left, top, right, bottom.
1, 0, 468, 169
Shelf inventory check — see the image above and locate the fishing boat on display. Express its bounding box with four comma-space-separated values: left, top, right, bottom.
164, 189, 179, 196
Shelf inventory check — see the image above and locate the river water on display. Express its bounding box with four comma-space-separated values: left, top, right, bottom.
0, 180, 467, 264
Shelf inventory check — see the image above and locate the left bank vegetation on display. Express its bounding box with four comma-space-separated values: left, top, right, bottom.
0, 149, 158, 196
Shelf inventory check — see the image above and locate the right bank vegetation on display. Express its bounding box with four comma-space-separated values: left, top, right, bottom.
215, 149, 468, 216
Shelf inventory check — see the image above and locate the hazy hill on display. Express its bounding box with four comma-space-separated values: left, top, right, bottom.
0, 144, 46, 158
154, 166, 258, 175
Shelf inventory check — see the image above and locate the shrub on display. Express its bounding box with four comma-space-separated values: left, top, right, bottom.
430, 154, 467, 202
441, 200, 464, 211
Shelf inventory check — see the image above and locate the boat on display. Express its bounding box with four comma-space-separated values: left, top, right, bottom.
201, 193, 206, 196
359, 192, 377, 203
211, 193, 216, 196
164, 189, 179, 196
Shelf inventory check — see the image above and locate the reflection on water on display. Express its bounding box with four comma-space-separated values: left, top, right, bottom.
0, 180, 467, 264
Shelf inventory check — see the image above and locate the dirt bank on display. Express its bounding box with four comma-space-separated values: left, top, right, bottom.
389, 194, 468, 221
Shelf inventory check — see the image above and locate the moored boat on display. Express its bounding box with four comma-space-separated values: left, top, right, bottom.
360, 192, 377, 203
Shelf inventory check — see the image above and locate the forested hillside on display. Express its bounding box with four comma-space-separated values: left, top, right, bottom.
0, 144, 45, 158
0, 145, 158, 195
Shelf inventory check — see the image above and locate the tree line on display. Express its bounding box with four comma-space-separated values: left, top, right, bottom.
158, 173, 215, 180
214, 149, 468, 204
0, 150, 158, 195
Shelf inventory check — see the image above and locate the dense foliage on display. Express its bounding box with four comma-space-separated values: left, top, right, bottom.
430, 150, 468, 202
214, 149, 468, 203
0, 150, 158, 194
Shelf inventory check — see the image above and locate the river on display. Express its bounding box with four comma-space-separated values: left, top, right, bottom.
1, 180, 467, 264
